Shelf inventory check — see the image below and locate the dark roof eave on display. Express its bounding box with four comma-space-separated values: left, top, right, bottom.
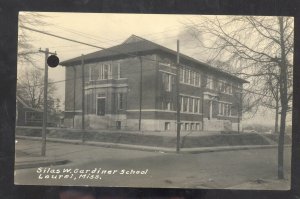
60, 41, 248, 84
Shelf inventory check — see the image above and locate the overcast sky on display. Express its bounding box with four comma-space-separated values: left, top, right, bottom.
17, 12, 291, 127
18, 12, 200, 100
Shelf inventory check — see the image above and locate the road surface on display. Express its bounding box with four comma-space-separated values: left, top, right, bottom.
15, 139, 291, 189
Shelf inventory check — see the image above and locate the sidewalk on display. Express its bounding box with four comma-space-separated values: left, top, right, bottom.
17, 135, 290, 154
15, 135, 291, 170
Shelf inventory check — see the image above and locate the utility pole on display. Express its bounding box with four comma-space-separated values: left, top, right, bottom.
236, 89, 242, 134
73, 66, 76, 128
176, 40, 181, 153
81, 54, 85, 142
39, 48, 56, 156
138, 56, 143, 131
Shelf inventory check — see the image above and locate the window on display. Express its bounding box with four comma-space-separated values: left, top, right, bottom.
196, 123, 200, 130
180, 123, 184, 130
116, 121, 121, 129
89, 64, 112, 81
117, 63, 123, 79
198, 73, 201, 87
189, 98, 193, 112
194, 98, 198, 113
89, 65, 99, 81
190, 71, 195, 85
225, 104, 229, 116
219, 103, 223, 115
97, 97, 106, 116
228, 83, 233, 94
195, 73, 201, 87
219, 81, 223, 92
180, 68, 201, 87
191, 123, 194, 130
162, 72, 173, 92
188, 70, 191, 84
194, 98, 201, 113
213, 79, 218, 90
180, 68, 184, 82
102, 64, 111, 79
165, 122, 170, 131
206, 76, 213, 89
162, 99, 172, 110
182, 97, 188, 112
219, 102, 231, 116
118, 93, 124, 110
185, 123, 189, 131
184, 69, 189, 84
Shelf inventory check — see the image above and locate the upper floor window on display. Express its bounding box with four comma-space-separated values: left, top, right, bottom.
89, 64, 112, 81
184, 69, 189, 84
162, 72, 174, 92
228, 83, 233, 94
219, 80, 233, 94
195, 73, 201, 87
117, 63, 123, 79
180, 67, 201, 87
206, 76, 214, 90
190, 71, 195, 85
180, 68, 184, 82
219, 80, 226, 93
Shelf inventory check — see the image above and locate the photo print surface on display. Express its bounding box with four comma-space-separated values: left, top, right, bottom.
15, 12, 293, 190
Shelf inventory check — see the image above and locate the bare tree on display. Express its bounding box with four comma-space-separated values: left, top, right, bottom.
18, 12, 49, 66
184, 16, 293, 179
17, 67, 58, 112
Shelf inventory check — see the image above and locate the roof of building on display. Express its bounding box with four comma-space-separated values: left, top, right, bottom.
60, 35, 248, 83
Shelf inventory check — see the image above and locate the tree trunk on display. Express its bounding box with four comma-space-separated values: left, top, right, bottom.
274, 104, 279, 134
278, 105, 286, 179
277, 16, 288, 180
274, 84, 279, 134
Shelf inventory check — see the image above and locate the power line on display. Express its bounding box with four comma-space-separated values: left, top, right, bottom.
20, 25, 160, 64
29, 23, 198, 52
20, 25, 106, 50
19, 26, 275, 99
51, 23, 186, 45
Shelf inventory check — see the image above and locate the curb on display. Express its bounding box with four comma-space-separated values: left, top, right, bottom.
15, 159, 70, 170
16, 135, 292, 154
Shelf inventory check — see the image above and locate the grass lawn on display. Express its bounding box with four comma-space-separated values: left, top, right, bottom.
15, 127, 286, 148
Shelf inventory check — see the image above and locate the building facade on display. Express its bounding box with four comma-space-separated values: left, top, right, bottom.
61, 35, 248, 132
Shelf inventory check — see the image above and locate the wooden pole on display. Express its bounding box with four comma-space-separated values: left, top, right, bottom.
41, 48, 49, 156
39, 48, 56, 156
176, 40, 181, 153
73, 67, 76, 128
138, 57, 143, 131
81, 54, 85, 141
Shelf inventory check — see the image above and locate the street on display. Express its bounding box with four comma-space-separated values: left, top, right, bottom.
15, 139, 291, 189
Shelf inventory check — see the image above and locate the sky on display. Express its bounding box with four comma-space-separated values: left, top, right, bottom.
18, 12, 200, 101
17, 12, 292, 127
